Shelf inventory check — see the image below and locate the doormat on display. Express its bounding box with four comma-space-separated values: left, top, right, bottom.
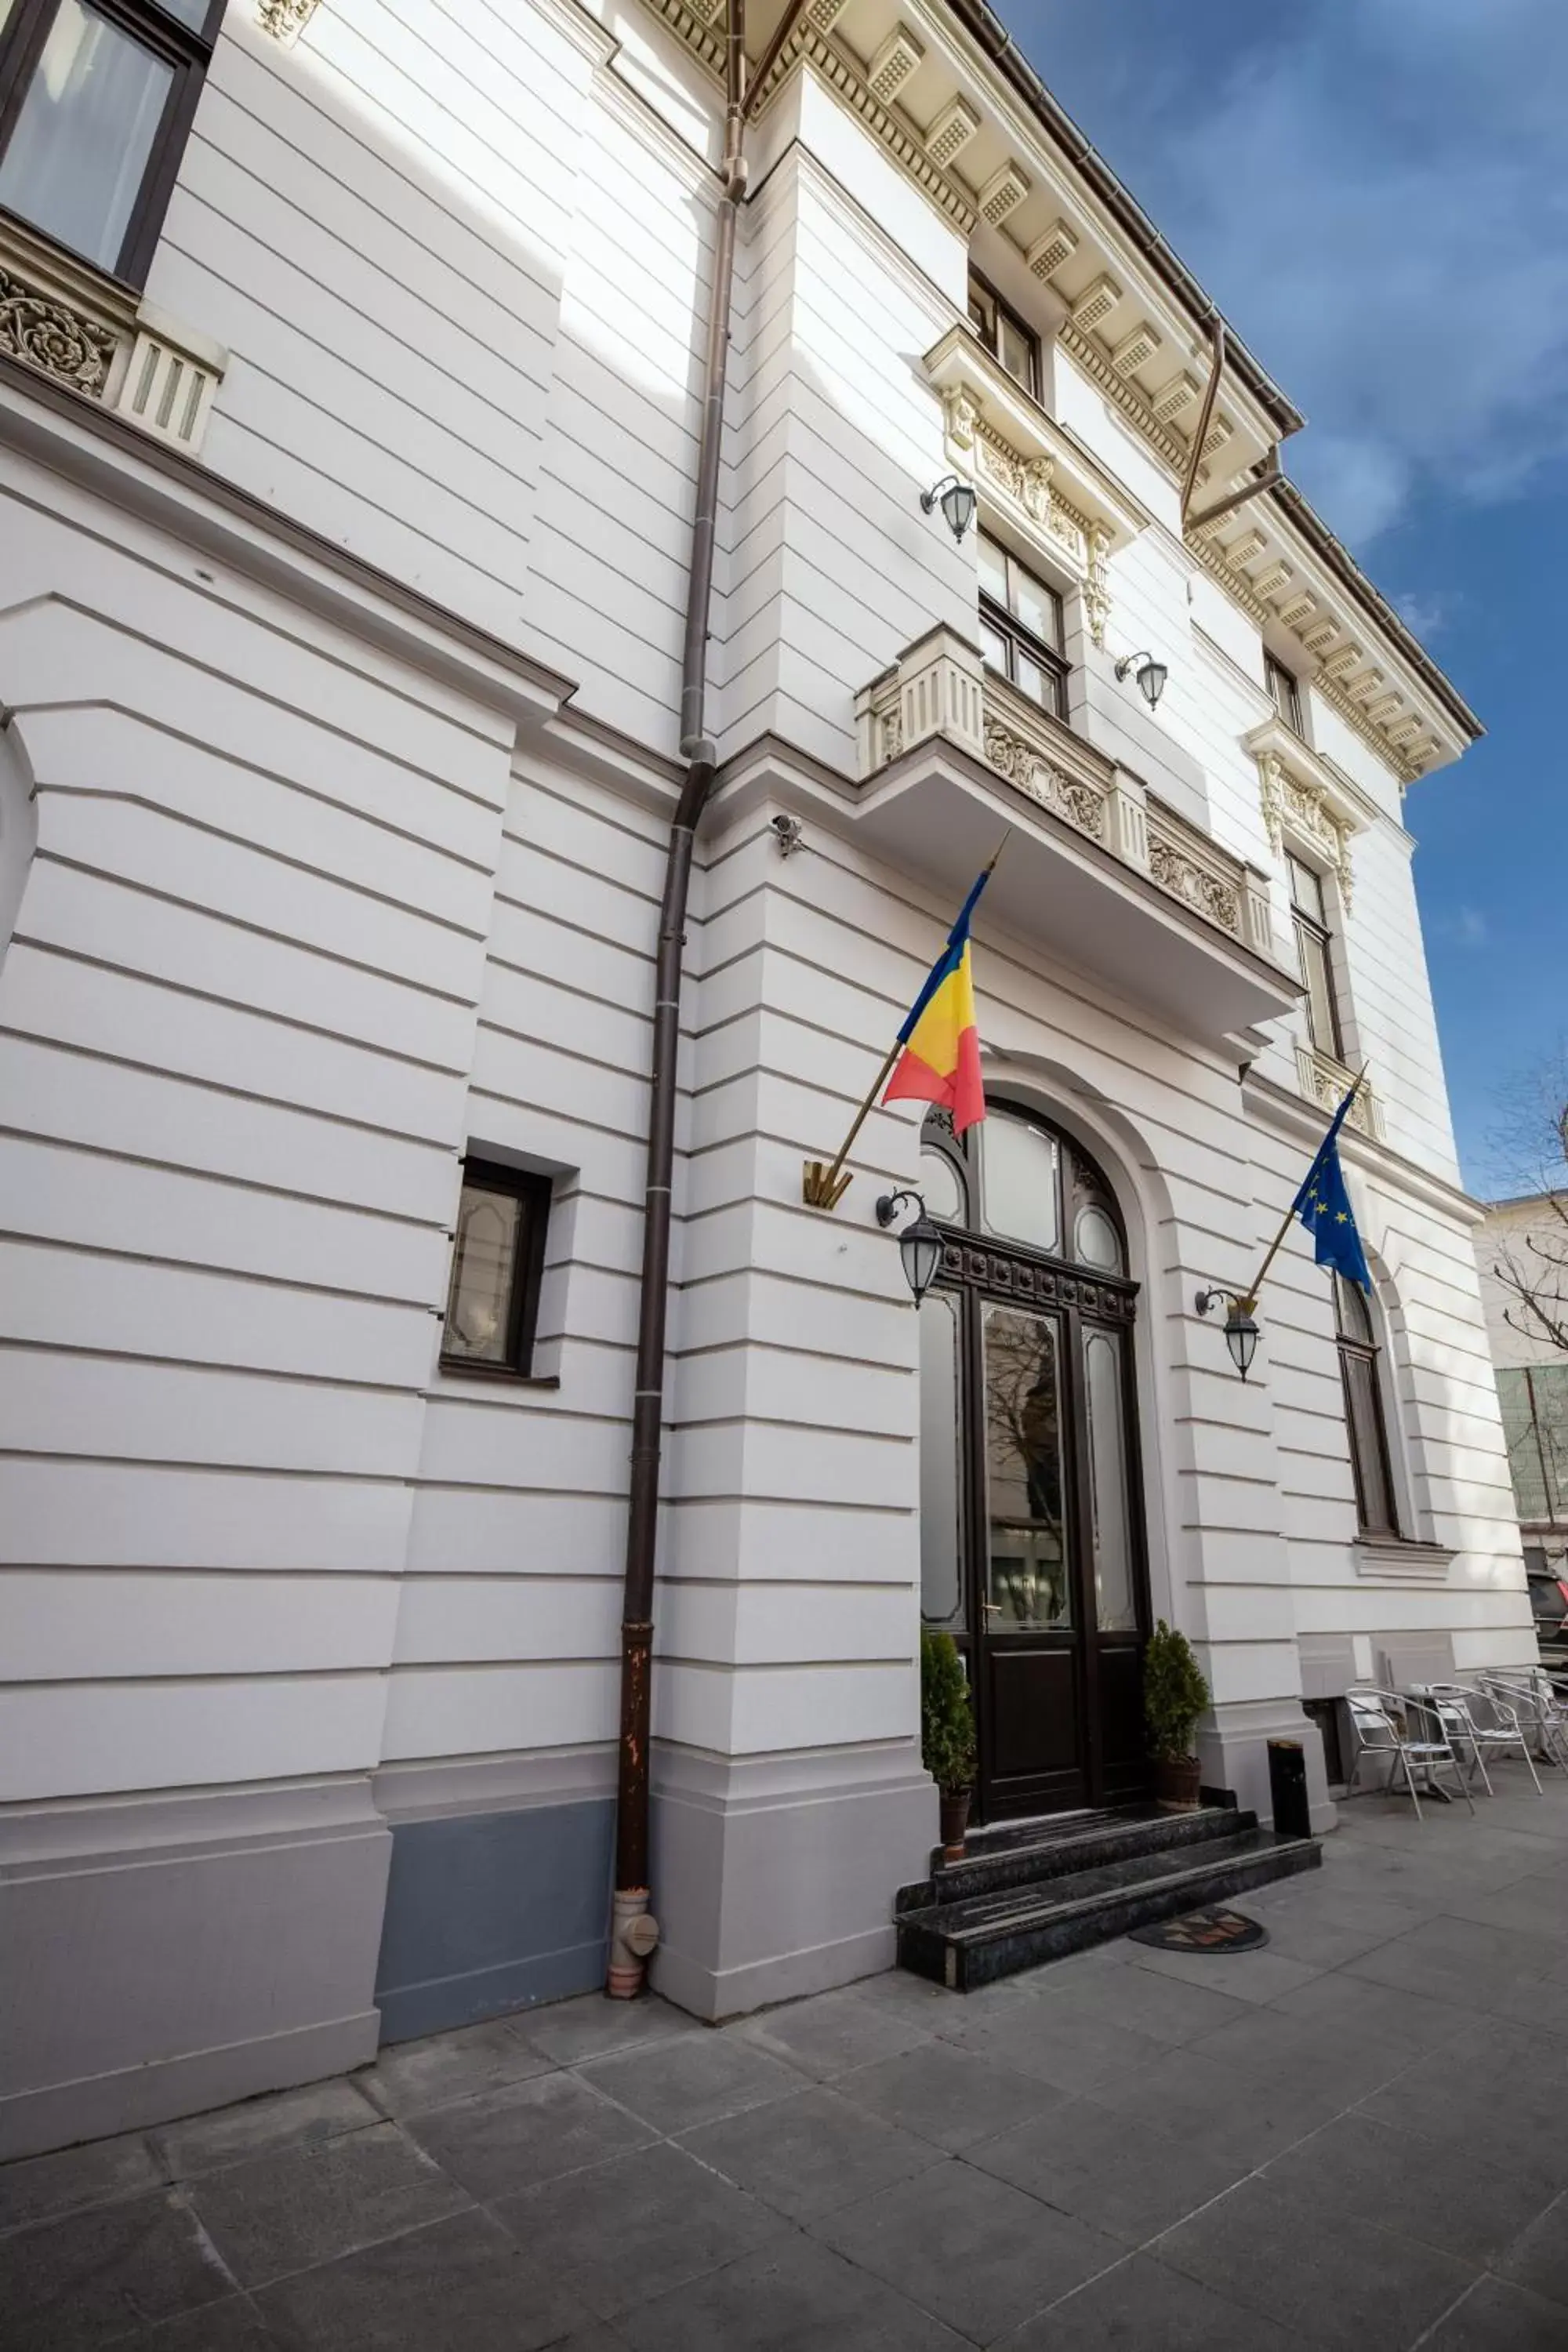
1130, 1908, 1269, 1952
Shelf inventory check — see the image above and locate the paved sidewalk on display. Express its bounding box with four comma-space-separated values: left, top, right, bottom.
9, 1777, 1568, 2349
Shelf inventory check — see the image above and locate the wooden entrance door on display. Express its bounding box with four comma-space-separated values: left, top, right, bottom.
916, 1104, 1149, 1821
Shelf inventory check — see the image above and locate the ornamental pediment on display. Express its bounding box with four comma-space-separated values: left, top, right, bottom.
924, 324, 1149, 558
1246, 717, 1362, 907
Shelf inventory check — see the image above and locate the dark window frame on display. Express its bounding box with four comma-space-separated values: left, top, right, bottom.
1334, 1273, 1400, 1541
1288, 851, 1344, 1062
978, 532, 1069, 721
0, 0, 224, 289
440, 1156, 552, 1382
967, 266, 1041, 401
1265, 651, 1303, 735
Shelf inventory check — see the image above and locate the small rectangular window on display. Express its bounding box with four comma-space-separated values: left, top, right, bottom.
0, 0, 224, 285
1265, 652, 1303, 734
967, 270, 1040, 401
441, 1158, 550, 1377
977, 528, 1068, 720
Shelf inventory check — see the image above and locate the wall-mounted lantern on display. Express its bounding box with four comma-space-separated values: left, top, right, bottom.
1115, 650, 1169, 710
1196, 1287, 1261, 1380
877, 1189, 944, 1303
920, 475, 978, 544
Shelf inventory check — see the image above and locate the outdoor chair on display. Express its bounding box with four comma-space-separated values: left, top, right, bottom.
1343, 1685, 1476, 1820
1475, 1668, 1568, 1773
1414, 1681, 1543, 1798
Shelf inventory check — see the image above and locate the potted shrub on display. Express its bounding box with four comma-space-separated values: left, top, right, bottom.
921, 1626, 978, 1858
1145, 1619, 1210, 1812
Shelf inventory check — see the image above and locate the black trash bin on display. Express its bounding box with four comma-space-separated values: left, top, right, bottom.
1267, 1737, 1312, 1839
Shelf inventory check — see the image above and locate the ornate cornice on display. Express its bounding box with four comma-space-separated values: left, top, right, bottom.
1056, 321, 1187, 475
1191, 527, 1431, 788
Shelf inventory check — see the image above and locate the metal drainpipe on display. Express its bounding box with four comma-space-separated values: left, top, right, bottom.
608, 0, 808, 1998
1180, 314, 1225, 527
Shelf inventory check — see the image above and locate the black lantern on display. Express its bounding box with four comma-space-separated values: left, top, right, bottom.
1196, 1288, 1260, 1380
877, 1189, 944, 1303
920, 474, 978, 544
1115, 651, 1169, 710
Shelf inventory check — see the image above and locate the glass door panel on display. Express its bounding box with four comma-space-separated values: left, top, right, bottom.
982, 1301, 1069, 1629
918, 1290, 964, 1628
1083, 1325, 1136, 1631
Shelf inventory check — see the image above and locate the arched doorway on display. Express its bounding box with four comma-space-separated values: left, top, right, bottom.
917, 1099, 1151, 1819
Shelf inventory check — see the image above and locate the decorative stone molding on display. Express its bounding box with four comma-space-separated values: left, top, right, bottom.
257, 0, 318, 38
868, 24, 923, 105
1, 267, 118, 395
924, 95, 978, 171
0, 215, 225, 456
1296, 1042, 1384, 1140
1069, 274, 1121, 334
1083, 524, 1111, 652
1152, 371, 1199, 423
978, 162, 1030, 227
982, 709, 1108, 840
1110, 323, 1160, 378
1253, 734, 1357, 909
1026, 221, 1078, 281
924, 324, 1147, 652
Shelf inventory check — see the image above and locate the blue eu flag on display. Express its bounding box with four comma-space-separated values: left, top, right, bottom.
1292, 1084, 1371, 1290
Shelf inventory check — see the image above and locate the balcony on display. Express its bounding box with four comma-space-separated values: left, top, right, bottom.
853, 627, 1302, 1042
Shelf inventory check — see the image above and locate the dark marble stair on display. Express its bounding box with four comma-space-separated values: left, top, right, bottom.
895, 1806, 1320, 1991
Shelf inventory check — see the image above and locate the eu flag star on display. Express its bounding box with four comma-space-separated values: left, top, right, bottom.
1336, 1211, 1348, 1224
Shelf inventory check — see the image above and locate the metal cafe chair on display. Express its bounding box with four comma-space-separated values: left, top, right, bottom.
1343, 1686, 1476, 1821
1416, 1681, 1543, 1799
1475, 1668, 1567, 1774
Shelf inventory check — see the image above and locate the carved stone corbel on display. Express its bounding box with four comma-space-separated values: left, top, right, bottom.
1084, 523, 1111, 652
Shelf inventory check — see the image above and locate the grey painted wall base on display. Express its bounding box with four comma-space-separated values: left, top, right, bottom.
648, 1740, 937, 2020
0, 1779, 390, 2162
1200, 1697, 1339, 1838
374, 1793, 613, 2043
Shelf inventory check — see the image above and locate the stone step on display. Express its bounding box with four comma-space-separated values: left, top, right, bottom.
898, 1804, 1253, 1914
896, 1824, 1321, 1990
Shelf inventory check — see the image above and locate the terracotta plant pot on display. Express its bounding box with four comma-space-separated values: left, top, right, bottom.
1152, 1755, 1203, 1813
938, 1788, 972, 1860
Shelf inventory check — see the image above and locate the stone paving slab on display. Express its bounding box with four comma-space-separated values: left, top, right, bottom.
7, 1773, 1568, 2350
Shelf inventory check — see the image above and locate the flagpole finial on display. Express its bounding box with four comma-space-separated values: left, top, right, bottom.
984, 826, 1013, 876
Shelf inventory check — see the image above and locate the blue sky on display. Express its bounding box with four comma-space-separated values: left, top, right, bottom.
1001, 0, 1568, 1192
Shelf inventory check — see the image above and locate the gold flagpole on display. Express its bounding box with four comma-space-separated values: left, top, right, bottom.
1236, 1064, 1367, 1312
802, 829, 1012, 1211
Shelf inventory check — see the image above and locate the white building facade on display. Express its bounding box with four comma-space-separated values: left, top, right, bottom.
0, 0, 1535, 2158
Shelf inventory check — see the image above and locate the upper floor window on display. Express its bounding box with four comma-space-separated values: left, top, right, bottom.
978, 530, 1068, 721
1265, 652, 1303, 735
1334, 1272, 1399, 1539
441, 1157, 551, 1377
967, 270, 1040, 401
1288, 851, 1342, 1060
0, 0, 222, 284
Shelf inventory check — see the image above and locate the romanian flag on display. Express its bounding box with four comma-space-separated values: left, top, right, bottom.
883, 866, 990, 1134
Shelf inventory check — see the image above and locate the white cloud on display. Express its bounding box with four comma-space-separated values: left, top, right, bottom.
1437, 906, 1490, 948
